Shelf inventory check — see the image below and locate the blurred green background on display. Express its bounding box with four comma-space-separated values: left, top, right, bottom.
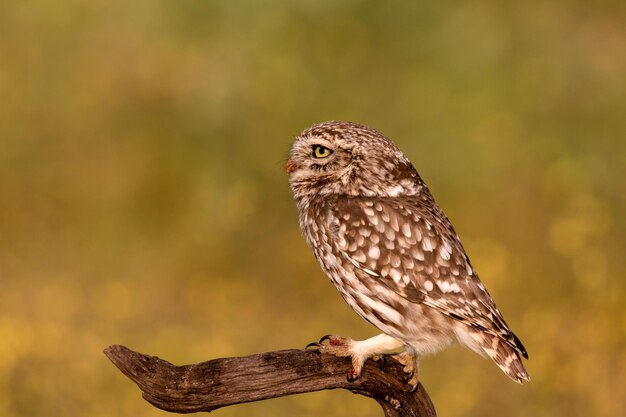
1, 1, 625, 416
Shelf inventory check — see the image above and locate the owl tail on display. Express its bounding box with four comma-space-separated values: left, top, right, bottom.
471, 332, 530, 383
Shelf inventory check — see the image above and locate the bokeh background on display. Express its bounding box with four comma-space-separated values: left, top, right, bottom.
1, 1, 625, 416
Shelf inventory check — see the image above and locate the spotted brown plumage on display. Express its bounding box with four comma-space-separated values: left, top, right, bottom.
287, 121, 529, 387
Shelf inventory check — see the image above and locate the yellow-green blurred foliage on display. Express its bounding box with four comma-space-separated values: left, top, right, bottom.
1, 1, 625, 416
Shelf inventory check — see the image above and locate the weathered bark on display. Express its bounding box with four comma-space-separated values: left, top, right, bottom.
104, 345, 436, 417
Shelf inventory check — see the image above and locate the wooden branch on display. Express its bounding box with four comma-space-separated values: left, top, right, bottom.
104, 345, 436, 417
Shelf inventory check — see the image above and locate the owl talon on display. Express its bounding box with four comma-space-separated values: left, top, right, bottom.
399, 366, 419, 393
318, 334, 352, 347
402, 369, 414, 382
392, 351, 419, 391
316, 335, 354, 356
305, 341, 321, 350
347, 367, 360, 382
405, 375, 419, 393
307, 334, 346, 350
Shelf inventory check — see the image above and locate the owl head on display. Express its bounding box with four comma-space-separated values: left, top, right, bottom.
286, 121, 422, 198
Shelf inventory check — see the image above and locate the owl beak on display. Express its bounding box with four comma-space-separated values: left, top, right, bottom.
285, 159, 297, 175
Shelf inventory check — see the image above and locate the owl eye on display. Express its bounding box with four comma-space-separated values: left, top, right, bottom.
312, 144, 333, 159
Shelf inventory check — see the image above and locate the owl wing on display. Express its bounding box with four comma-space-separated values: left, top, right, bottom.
328, 196, 527, 358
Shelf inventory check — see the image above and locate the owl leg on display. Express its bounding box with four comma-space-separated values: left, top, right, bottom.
310, 333, 403, 381
392, 350, 420, 391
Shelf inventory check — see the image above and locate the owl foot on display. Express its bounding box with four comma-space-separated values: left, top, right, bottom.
312, 335, 364, 381
392, 351, 419, 392
306, 333, 404, 383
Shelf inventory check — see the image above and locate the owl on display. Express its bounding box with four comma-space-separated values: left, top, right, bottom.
286, 121, 529, 389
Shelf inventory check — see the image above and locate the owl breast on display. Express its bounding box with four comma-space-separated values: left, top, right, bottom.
298, 195, 456, 354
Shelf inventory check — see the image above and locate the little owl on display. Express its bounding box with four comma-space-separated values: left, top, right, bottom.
286, 121, 528, 389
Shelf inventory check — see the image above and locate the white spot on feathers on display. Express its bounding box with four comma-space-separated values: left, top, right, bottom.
387, 184, 404, 197
437, 281, 451, 292
361, 295, 403, 323
401, 223, 412, 238
389, 268, 402, 283
422, 237, 435, 252
412, 248, 425, 261
439, 240, 452, 260
352, 251, 366, 264
403, 257, 414, 269
363, 207, 375, 217
368, 245, 381, 259
362, 267, 380, 277
389, 215, 399, 232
